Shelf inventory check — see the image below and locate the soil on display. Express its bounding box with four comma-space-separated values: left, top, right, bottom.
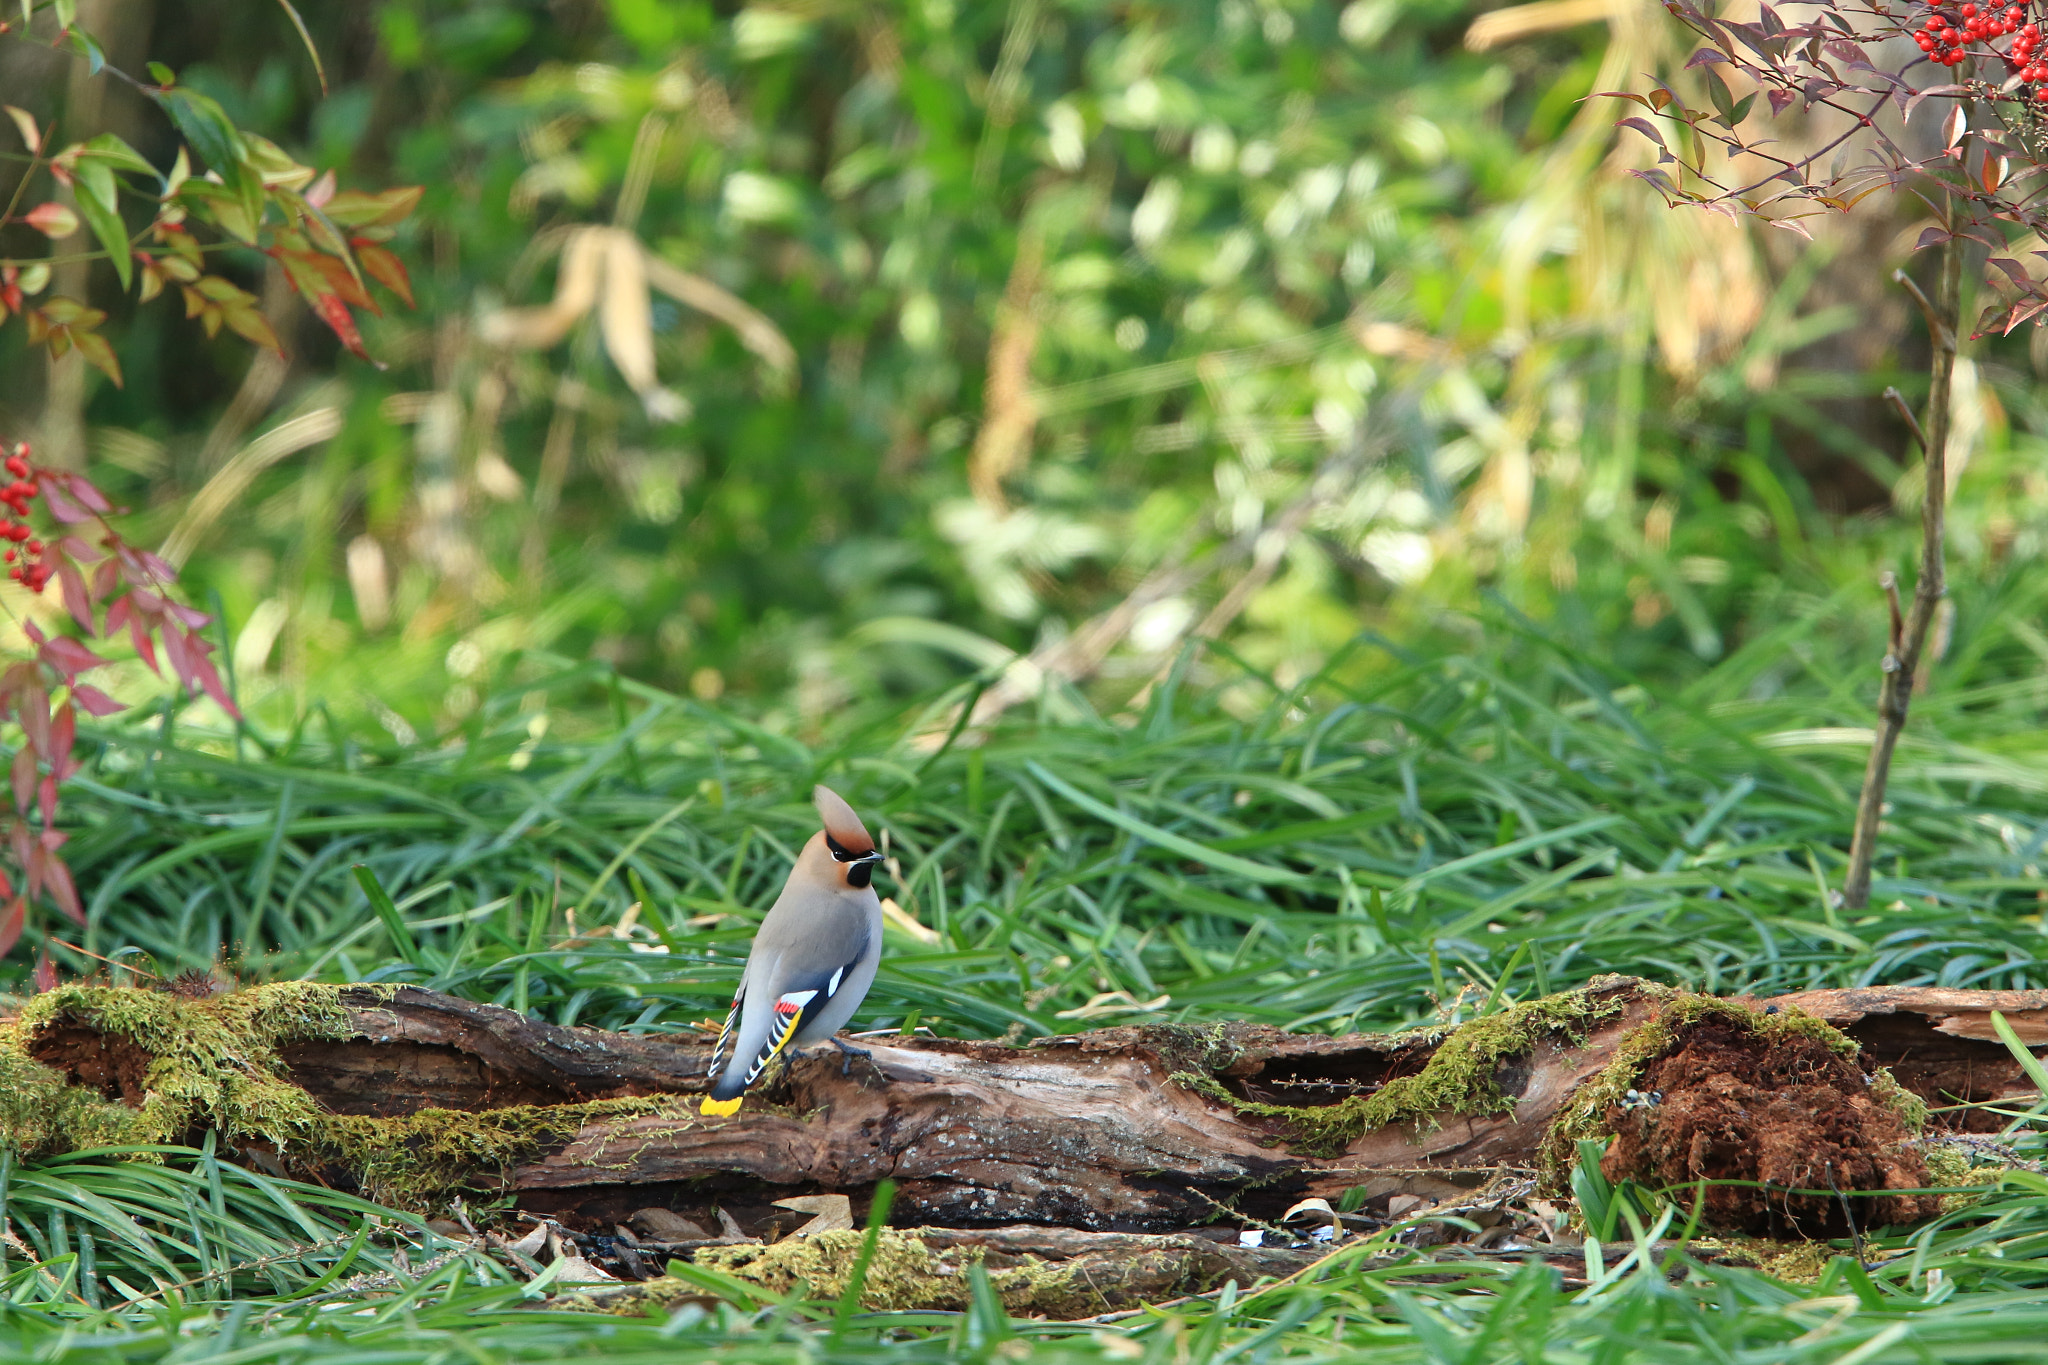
1600, 1015, 1938, 1236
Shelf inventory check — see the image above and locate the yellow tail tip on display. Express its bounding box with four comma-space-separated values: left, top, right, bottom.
700, 1095, 743, 1117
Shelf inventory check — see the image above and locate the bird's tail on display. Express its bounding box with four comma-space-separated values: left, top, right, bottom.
700, 1063, 748, 1115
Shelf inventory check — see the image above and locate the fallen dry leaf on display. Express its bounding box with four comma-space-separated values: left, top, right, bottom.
774, 1193, 855, 1237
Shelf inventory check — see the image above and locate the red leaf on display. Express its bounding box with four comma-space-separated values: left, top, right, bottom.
91, 557, 119, 601
181, 632, 239, 718
161, 623, 193, 684
311, 293, 376, 364
56, 561, 93, 632
127, 614, 159, 674
43, 857, 80, 927
353, 240, 414, 308
22, 619, 43, 647
39, 481, 89, 524
0, 897, 21, 962
37, 774, 55, 828
56, 474, 110, 515
165, 600, 211, 630
50, 702, 74, 781
18, 685, 50, 760
24, 202, 79, 239
39, 637, 107, 676
11, 746, 34, 816
71, 683, 124, 717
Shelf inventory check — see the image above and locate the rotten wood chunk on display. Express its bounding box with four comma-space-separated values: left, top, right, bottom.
14, 979, 2046, 1241
1760, 985, 2048, 1130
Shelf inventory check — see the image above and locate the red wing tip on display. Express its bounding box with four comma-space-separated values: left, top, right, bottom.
812, 784, 875, 854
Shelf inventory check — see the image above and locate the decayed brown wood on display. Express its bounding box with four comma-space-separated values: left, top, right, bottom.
1751, 985, 2048, 1130
24, 980, 2048, 1237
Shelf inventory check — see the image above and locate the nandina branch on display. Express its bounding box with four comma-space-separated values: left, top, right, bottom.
1884, 386, 1927, 451
1843, 235, 1962, 910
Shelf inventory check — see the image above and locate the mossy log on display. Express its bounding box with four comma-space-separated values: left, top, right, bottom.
5, 977, 2044, 1242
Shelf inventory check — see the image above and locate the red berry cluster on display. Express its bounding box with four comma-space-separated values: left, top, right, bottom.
2013, 16, 2048, 97
1914, 6, 2048, 101
0, 444, 48, 592
1917, 4, 2023, 60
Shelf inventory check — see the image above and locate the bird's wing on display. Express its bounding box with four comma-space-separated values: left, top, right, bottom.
706, 974, 745, 1080
734, 929, 872, 1089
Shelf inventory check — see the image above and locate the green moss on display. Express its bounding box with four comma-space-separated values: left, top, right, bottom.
695, 1230, 1106, 1317
1144, 1022, 1245, 1076
1693, 1235, 1834, 1285
0, 981, 356, 1157
1173, 987, 1629, 1157
318, 1096, 676, 1207
0, 982, 671, 1210
1536, 994, 1923, 1192
1918, 1140, 2014, 1216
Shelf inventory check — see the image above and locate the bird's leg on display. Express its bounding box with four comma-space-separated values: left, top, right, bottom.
827, 1034, 874, 1077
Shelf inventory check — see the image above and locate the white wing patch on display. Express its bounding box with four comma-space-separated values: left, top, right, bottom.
778, 989, 820, 1011
827, 967, 845, 996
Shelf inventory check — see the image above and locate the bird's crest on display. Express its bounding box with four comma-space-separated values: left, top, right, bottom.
813, 784, 875, 857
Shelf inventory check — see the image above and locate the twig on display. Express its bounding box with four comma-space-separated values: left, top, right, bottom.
1824, 1160, 1867, 1266
1879, 571, 1903, 671
1843, 240, 1960, 911
46, 938, 159, 980
1884, 387, 1926, 453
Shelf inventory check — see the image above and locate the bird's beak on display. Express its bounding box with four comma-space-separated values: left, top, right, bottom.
854, 849, 884, 865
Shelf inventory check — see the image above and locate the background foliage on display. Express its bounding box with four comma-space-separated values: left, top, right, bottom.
14, 0, 2041, 739
3, 0, 2048, 1361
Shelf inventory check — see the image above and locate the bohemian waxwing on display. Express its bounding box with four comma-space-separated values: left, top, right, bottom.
700, 784, 885, 1116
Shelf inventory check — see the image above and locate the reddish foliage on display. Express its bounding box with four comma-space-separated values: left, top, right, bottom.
0, 439, 239, 958
1610, 0, 2048, 335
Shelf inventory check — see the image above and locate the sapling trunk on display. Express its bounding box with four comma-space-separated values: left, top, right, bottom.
1841, 231, 1961, 911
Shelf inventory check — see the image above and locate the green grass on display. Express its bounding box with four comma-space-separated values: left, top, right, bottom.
6, 1161, 2048, 1362
38, 578, 2048, 1039
3, 584, 2047, 1362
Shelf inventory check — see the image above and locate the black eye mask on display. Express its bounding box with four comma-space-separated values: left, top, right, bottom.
824, 833, 881, 887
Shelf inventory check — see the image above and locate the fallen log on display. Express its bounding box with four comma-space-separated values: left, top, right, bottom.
3, 976, 2042, 1251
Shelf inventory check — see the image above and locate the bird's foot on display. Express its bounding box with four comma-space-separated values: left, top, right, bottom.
827, 1034, 875, 1077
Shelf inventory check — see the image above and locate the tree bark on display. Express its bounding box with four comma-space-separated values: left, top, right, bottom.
20, 977, 2047, 1243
